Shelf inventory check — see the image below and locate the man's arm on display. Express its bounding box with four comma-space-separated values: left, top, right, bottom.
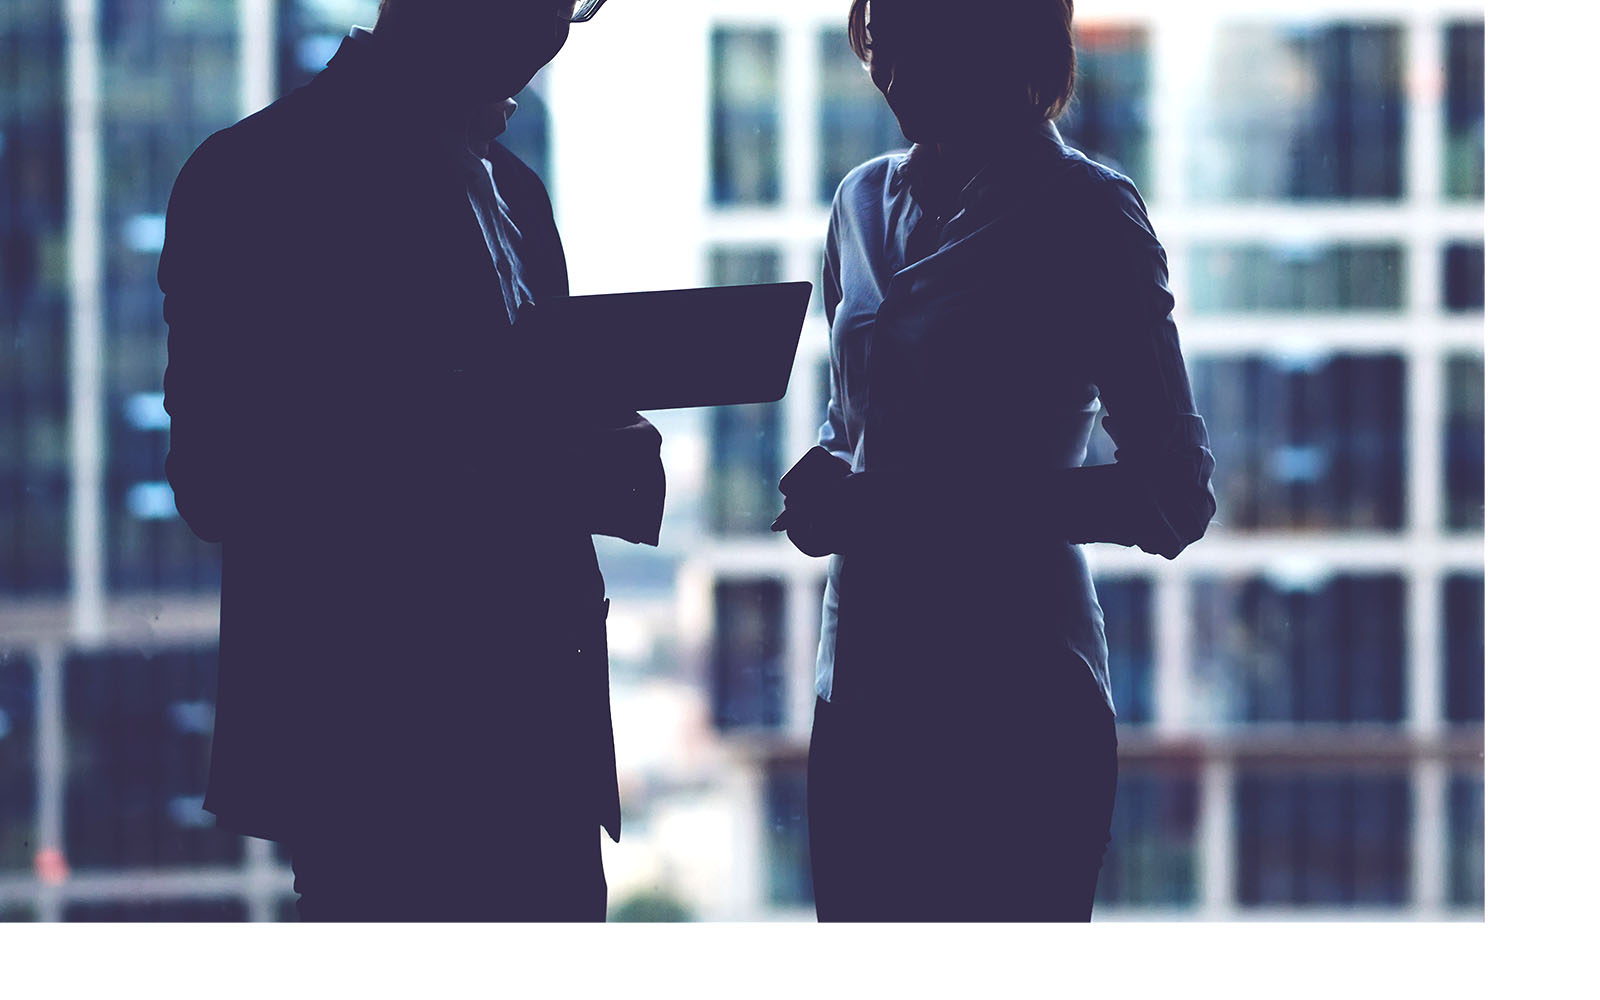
159, 133, 243, 545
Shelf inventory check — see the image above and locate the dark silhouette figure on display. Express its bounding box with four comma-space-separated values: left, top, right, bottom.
772, 0, 1217, 921
158, 0, 659, 921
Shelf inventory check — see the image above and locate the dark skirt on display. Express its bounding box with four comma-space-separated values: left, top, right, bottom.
807, 654, 1117, 922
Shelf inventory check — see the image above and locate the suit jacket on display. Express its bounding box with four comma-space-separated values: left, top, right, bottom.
158, 37, 664, 844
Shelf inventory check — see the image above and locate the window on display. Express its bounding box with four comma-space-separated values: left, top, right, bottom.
1189, 355, 1408, 532
1444, 575, 1484, 724
1094, 769, 1199, 906
706, 248, 786, 535
1442, 241, 1484, 313
0, 9, 70, 596
101, 0, 237, 594
64, 647, 243, 870
1190, 23, 1405, 201
1447, 773, 1484, 907
1096, 577, 1154, 725
817, 28, 904, 204
1444, 354, 1485, 531
1056, 24, 1151, 193
763, 762, 813, 907
63, 899, 248, 921
711, 28, 781, 207
0, 653, 36, 872
1444, 21, 1485, 200
1190, 244, 1406, 314
1235, 772, 1411, 907
1193, 575, 1407, 724
711, 581, 786, 731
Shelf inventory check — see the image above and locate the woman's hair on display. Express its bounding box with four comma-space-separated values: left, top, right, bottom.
846, 0, 1077, 121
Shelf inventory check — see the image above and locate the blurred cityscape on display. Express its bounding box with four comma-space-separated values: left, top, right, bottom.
0, 0, 1483, 921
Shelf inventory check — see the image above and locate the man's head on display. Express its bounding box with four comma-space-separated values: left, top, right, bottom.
374, 0, 594, 104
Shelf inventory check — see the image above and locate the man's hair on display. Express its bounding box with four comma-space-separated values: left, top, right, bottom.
845, 0, 1077, 121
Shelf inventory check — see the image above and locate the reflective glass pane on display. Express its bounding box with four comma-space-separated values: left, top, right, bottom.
101, 0, 236, 593
1190, 355, 1407, 531
1444, 21, 1485, 200
1094, 768, 1199, 906
64, 647, 243, 870
1193, 575, 1407, 724
764, 762, 813, 906
1442, 241, 1484, 313
1235, 772, 1411, 907
817, 29, 904, 204
712, 28, 781, 206
711, 580, 786, 731
1056, 24, 1151, 193
1191, 243, 1406, 314
1189, 23, 1405, 201
0, 5, 70, 595
1096, 577, 1154, 725
1444, 574, 1484, 724
1447, 773, 1484, 907
0, 652, 36, 872
1444, 354, 1485, 530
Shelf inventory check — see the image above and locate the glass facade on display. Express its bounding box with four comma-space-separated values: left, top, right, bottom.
817, 28, 903, 204
711, 580, 786, 731
1094, 769, 1199, 907
1190, 244, 1406, 314
0, 652, 37, 872
710, 27, 780, 207
1235, 772, 1411, 907
1190, 23, 1406, 202
1190, 355, 1408, 532
1193, 575, 1407, 725
1, 2, 70, 596
1057, 24, 1151, 192
1444, 21, 1486, 201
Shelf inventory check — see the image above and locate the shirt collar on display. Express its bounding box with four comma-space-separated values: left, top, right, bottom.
890, 120, 1068, 208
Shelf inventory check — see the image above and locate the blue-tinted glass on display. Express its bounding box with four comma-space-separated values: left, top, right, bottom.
1094, 769, 1198, 907
64, 647, 243, 869
1057, 24, 1151, 194
1444, 575, 1484, 723
0, 5, 70, 595
817, 29, 905, 204
707, 249, 785, 535
1095, 578, 1154, 724
764, 762, 813, 906
1447, 773, 1484, 907
1442, 242, 1484, 313
1189, 355, 1407, 531
0, 652, 37, 871
712, 580, 786, 731
1193, 575, 1407, 724
101, 0, 236, 593
1191, 244, 1405, 313
712, 28, 781, 206
64, 898, 248, 921
1445, 354, 1484, 531
1235, 773, 1411, 907
1191, 23, 1405, 201
1444, 22, 1485, 200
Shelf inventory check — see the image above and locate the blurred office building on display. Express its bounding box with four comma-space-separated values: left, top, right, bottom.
0, 0, 1482, 920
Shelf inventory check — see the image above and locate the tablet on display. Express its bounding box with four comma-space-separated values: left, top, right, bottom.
524, 281, 813, 411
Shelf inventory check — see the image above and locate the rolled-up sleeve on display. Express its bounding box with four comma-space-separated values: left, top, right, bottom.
1059, 174, 1216, 558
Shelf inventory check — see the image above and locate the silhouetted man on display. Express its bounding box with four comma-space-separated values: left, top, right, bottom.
158, 0, 657, 921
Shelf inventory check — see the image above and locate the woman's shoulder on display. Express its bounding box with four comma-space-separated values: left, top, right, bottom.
1030, 143, 1158, 245
830, 151, 908, 214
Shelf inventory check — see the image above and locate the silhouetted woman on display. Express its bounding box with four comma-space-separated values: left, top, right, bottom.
772, 0, 1216, 921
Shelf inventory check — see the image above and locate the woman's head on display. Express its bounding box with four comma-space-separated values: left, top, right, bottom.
847, 0, 1076, 144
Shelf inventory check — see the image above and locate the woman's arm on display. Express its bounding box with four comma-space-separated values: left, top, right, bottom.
1037, 173, 1216, 558
777, 173, 1215, 560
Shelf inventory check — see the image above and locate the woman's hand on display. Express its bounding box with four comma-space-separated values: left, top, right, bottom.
771, 447, 857, 556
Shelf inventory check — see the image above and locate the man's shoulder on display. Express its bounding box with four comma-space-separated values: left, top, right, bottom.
483, 141, 554, 212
